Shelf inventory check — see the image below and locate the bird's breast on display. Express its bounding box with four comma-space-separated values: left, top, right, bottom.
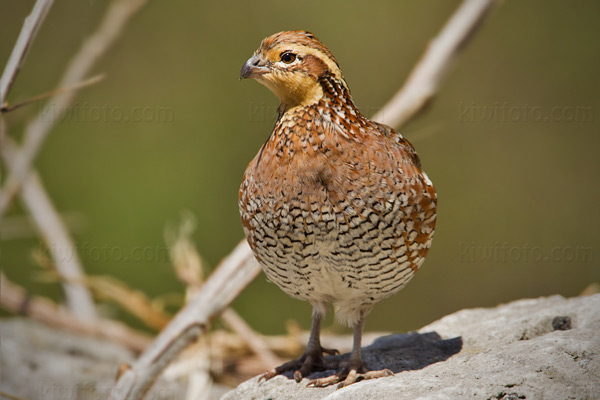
239, 116, 436, 305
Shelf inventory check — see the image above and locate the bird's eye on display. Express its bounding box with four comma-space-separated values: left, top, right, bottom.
280, 52, 297, 64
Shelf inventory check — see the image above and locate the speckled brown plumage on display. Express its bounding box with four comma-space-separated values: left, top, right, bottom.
239, 31, 437, 388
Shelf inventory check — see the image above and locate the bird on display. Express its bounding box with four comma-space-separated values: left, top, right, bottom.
238, 30, 437, 388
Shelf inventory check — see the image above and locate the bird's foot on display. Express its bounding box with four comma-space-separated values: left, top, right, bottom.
307, 363, 393, 389
259, 345, 339, 382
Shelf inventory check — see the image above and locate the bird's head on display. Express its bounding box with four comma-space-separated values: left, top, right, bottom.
240, 31, 345, 111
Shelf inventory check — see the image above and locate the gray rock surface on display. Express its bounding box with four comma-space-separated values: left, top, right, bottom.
222, 294, 600, 400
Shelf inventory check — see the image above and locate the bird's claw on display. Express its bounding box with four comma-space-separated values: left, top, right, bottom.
258, 344, 339, 383
293, 370, 303, 382
259, 369, 277, 382
307, 368, 394, 389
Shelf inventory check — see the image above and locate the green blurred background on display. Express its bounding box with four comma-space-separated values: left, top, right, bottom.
1, 0, 598, 335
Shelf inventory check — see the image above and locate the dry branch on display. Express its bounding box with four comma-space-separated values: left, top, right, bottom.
1, 74, 105, 113
0, 0, 54, 105
105, 0, 500, 397
220, 308, 283, 369
372, 0, 499, 128
0, 272, 152, 352
87, 275, 172, 331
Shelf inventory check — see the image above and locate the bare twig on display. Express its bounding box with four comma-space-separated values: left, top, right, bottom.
372, 0, 500, 128
0, 0, 54, 105
0, 0, 148, 219
87, 275, 171, 330
108, 0, 500, 397
1, 74, 105, 113
0, 272, 152, 352
1, 130, 97, 322
109, 240, 259, 400
165, 212, 205, 293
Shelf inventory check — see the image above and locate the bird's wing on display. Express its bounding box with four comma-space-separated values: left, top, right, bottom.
371, 121, 422, 169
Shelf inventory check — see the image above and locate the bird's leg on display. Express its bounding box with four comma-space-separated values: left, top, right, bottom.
260, 307, 339, 382
308, 316, 393, 389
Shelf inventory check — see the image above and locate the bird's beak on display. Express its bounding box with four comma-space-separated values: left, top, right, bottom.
240, 55, 269, 80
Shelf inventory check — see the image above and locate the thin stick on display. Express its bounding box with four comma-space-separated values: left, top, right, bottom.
372, 0, 500, 129
221, 308, 283, 369
1, 74, 105, 113
0, 0, 148, 219
0, 272, 152, 352
0, 0, 54, 105
86, 275, 171, 330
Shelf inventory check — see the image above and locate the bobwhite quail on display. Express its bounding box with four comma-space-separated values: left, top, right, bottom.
239, 31, 437, 388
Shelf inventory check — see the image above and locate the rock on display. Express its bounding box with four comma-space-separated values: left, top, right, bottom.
0, 318, 229, 400
222, 294, 600, 400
